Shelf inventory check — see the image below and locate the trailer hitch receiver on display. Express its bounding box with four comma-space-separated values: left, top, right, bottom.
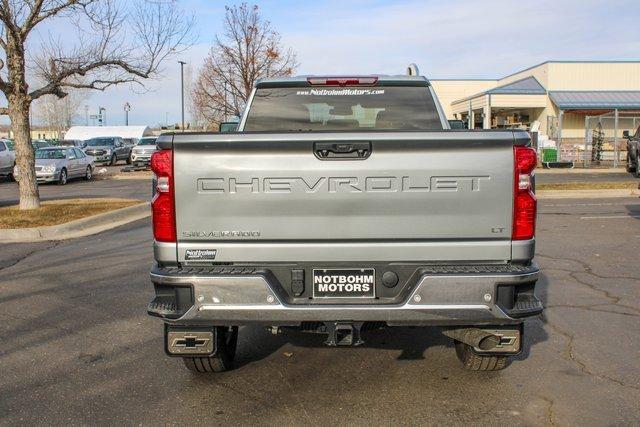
324, 322, 365, 346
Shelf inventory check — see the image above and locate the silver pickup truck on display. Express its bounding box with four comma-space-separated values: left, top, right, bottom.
147, 75, 542, 373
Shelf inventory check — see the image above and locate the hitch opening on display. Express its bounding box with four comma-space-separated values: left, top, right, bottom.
324, 322, 364, 346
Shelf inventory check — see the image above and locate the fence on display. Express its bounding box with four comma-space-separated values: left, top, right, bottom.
581, 111, 640, 167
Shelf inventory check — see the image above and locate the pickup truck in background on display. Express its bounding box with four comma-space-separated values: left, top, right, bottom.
147, 74, 542, 373
624, 125, 640, 177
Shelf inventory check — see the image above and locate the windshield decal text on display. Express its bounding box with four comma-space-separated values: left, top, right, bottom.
296, 89, 385, 96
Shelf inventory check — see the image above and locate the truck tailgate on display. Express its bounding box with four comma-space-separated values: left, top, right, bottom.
172, 131, 519, 263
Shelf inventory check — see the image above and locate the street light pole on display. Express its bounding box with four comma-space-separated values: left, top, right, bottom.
178, 61, 186, 132
124, 102, 131, 126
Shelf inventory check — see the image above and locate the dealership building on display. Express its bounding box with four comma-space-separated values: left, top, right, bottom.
431, 61, 640, 162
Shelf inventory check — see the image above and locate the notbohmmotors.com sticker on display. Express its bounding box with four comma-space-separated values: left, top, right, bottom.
185, 249, 217, 260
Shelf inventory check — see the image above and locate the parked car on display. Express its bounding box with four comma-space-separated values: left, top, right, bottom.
130, 137, 158, 167
32, 140, 52, 150
83, 136, 131, 166
59, 139, 87, 149
0, 139, 16, 181
624, 126, 640, 177
34, 147, 94, 185
122, 138, 138, 147
148, 74, 542, 374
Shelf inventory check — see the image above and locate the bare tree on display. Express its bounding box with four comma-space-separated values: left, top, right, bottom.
192, 3, 297, 128
0, 0, 194, 209
32, 85, 90, 134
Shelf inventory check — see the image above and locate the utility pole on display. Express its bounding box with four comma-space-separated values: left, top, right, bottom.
124, 102, 131, 126
98, 107, 106, 126
178, 60, 186, 132
223, 80, 228, 123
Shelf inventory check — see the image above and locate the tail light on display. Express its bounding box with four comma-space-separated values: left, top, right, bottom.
307, 77, 378, 86
150, 149, 176, 242
512, 146, 537, 240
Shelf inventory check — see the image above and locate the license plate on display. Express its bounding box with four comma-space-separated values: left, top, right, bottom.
312, 268, 375, 298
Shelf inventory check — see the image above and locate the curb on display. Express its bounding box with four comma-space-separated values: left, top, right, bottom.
108, 174, 152, 181
536, 168, 627, 175
95, 173, 152, 181
537, 189, 640, 199
0, 202, 150, 243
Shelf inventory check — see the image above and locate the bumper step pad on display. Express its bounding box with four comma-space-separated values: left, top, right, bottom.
148, 296, 182, 318
504, 294, 543, 318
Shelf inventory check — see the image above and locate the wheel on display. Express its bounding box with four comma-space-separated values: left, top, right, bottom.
109, 154, 117, 166
84, 165, 92, 181
454, 341, 510, 371
182, 326, 238, 373
57, 168, 68, 185
7, 163, 15, 182
627, 152, 636, 173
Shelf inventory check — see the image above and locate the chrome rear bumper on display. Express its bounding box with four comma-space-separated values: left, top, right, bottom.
148, 263, 541, 326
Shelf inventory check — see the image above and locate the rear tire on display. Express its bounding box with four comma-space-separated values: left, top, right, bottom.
182, 326, 238, 373
454, 341, 510, 371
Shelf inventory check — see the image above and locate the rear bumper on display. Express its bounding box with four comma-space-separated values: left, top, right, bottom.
148, 263, 542, 326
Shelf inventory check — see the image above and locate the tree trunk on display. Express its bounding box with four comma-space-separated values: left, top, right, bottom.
9, 96, 40, 209
6, 33, 40, 210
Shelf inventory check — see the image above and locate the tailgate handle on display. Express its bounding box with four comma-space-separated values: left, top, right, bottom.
314, 142, 372, 160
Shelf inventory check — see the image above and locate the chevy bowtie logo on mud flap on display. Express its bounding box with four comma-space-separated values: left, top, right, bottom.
197, 176, 490, 194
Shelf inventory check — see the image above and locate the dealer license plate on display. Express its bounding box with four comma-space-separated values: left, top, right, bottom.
312, 268, 375, 298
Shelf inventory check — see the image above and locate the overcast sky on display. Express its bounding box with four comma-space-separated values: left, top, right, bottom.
8, 0, 640, 127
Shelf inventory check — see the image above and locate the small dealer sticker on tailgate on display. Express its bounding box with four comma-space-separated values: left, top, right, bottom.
312, 268, 375, 298
185, 249, 217, 260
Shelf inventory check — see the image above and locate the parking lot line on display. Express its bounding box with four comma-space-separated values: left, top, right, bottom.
546, 202, 640, 207
580, 215, 640, 219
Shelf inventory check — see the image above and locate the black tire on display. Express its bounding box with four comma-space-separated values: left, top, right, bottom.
182, 326, 238, 373
84, 165, 92, 181
627, 152, 636, 173
454, 341, 510, 371
58, 168, 68, 185
109, 154, 117, 166
7, 163, 15, 182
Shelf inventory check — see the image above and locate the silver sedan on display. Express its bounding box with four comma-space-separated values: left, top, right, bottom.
34, 147, 94, 185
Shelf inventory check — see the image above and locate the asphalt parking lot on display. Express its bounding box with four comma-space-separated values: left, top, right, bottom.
0, 167, 150, 206
1, 195, 639, 425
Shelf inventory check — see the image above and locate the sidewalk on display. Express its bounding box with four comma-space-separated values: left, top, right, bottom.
536, 167, 627, 174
